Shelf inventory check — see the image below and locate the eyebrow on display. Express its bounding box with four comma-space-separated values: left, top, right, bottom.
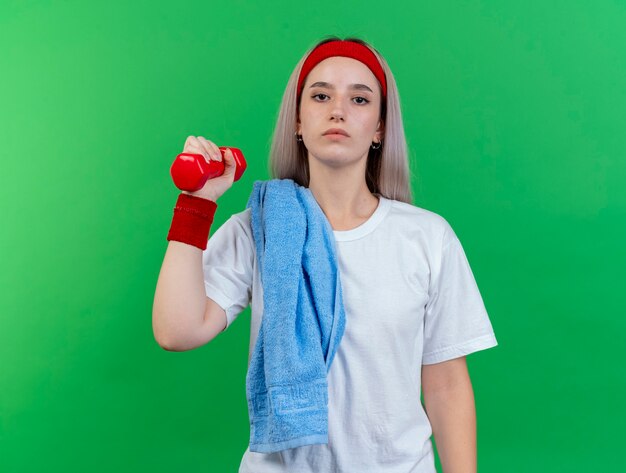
308, 81, 374, 93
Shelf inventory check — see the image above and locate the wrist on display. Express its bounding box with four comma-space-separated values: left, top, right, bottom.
166, 193, 218, 250
182, 191, 218, 204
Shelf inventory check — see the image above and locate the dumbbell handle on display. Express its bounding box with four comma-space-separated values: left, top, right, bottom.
170, 146, 247, 192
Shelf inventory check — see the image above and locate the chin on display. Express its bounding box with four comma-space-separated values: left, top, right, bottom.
309, 149, 363, 167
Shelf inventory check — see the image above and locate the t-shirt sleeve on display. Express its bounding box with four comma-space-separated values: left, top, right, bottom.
201, 211, 254, 332
422, 220, 498, 365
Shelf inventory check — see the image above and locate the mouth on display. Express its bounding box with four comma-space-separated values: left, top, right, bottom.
323, 128, 350, 137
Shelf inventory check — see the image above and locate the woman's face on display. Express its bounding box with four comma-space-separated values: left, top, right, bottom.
297, 56, 384, 167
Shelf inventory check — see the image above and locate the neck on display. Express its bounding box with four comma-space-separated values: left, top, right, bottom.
307, 160, 379, 231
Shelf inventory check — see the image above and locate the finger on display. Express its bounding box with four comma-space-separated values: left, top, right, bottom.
187, 142, 210, 163
184, 135, 195, 150
187, 136, 205, 153
224, 148, 236, 172
199, 136, 222, 161
198, 136, 221, 162
202, 137, 220, 159
196, 136, 211, 159
227, 148, 237, 167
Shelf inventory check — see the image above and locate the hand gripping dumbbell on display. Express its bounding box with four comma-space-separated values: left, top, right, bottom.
170, 146, 247, 192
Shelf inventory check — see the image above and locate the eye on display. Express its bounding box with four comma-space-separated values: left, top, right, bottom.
311, 93, 370, 105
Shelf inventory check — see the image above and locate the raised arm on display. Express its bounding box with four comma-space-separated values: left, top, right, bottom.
152, 241, 227, 351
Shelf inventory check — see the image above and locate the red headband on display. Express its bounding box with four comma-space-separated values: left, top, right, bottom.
296, 40, 387, 102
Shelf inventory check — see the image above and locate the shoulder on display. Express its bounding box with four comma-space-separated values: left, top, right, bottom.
230, 206, 252, 228
209, 207, 254, 246
229, 208, 256, 250
382, 197, 455, 245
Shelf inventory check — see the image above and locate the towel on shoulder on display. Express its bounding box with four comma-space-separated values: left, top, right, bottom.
245, 178, 346, 453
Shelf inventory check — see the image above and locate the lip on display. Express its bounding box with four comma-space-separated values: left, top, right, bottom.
324, 133, 349, 140
323, 128, 350, 137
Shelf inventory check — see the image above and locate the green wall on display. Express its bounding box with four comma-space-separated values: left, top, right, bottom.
1, 1, 624, 471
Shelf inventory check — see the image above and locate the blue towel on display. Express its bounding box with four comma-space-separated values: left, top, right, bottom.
244, 178, 346, 453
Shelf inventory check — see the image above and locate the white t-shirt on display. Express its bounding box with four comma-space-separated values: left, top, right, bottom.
202, 194, 498, 473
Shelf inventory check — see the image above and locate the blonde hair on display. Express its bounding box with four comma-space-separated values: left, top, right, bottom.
268, 35, 414, 205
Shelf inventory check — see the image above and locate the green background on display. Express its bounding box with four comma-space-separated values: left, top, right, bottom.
1, 0, 624, 471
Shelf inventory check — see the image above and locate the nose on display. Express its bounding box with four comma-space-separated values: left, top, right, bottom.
331, 110, 344, 122
330, 98, 345, 121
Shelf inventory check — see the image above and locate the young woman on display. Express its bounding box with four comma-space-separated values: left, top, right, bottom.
154, 36, 498, 473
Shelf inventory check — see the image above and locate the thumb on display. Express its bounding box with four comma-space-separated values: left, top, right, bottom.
224, 147, 236, 167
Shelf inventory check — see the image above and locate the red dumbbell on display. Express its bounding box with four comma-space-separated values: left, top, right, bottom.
170, 146, 247, 192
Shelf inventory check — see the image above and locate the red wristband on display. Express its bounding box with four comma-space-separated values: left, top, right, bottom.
166, 193, 218, 250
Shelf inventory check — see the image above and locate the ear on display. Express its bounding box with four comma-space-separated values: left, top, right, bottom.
374, 119, 385, 142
